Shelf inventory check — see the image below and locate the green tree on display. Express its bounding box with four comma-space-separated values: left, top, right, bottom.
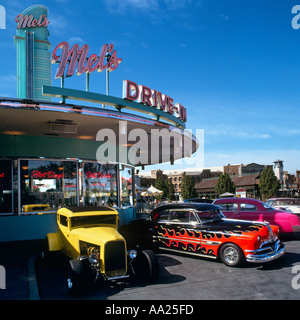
181, 175, 196, 200
215, 173, 235, 196
155, 175, 174, 200
259, 167, 281, 200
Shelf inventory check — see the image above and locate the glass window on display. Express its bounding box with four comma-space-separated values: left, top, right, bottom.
240, 203, 257, 211
20, 159, 77, 214
0, 159, 12, 214
59, 214, 68, 227
156, 209, 199, 224
261, 202, 275, 211
218, 203, 238, 212
83, 162, 117, 207
120, 166, 133, 206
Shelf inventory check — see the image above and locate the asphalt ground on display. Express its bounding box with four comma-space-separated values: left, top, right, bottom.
1, 235, 300, 301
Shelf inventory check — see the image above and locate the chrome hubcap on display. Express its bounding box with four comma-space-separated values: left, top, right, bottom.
223, 246, 238, 264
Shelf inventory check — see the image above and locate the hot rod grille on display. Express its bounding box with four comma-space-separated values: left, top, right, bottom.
104, 240, 126, 278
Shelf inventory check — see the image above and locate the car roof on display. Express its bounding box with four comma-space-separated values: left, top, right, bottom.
214, 197, 260, 203
153, 202, 221, 214
58, 206, 117, 217
268, 198, 298, 200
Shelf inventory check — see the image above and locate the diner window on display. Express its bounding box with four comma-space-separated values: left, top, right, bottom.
0, 159, 13, 214
20, 159, 77, 214
120, 166, 133, 206
82, 162, 117, 207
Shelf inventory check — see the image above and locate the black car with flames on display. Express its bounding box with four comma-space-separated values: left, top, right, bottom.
119, 203, 285, 267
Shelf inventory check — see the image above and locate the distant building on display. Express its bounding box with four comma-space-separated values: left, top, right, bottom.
138, 161, 300, 200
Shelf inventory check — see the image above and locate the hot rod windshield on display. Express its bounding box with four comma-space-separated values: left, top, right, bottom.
195, 209, 224, 224
71, 214, 117, 229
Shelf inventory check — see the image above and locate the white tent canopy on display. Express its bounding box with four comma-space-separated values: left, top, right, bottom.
219, 192, 235, 197
141, 185, 163, 196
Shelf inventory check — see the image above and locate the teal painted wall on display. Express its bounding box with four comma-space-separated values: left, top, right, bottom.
0, 214, 57, 242
0, 135, 101, 160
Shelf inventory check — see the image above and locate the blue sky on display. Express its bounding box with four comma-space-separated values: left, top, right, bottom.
1, 0, 300, 173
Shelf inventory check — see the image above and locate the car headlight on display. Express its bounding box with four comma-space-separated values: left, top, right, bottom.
129, 249, 137, 259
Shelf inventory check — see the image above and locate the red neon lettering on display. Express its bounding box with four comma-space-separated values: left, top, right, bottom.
122, 80, 187, 122
157, 92, 168, 111
123, 80, 139, 101
31, 170, 64, 180
52, 42, 122, 79
15, 14, 50, 29
138, 85, 152, 106
0, 173, 4, 178
85, 171, 112, 179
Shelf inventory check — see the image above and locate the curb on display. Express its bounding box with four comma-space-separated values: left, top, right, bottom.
28, 255, 40, 300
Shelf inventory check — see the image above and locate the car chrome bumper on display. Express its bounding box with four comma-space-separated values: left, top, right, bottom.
245, 240, 285, 263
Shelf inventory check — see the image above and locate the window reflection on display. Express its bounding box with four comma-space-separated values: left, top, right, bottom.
20, 160, 77, 213
0, 160, 12, 214
82, 162, 117, 207
121, 167, 133, 206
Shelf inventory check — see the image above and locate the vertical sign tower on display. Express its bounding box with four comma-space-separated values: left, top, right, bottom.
14, 5, 51, 101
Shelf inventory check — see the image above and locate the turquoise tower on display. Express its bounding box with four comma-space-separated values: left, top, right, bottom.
14, 5, 51, 101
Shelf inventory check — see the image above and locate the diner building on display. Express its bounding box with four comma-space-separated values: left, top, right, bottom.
0, 5, 198, 242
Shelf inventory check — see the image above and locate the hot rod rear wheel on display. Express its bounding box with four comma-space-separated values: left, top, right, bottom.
131, 249, 159, 283
219, 243, 244, 267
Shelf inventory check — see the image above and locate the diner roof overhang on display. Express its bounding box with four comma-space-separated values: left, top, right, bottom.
0, 97, 198, 166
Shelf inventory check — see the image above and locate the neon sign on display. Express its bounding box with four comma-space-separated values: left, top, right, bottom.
31, 170, 64, 180
0, 173, 4, 178
85, 171, 112, 179
15, 14, 50, 29
123, 80, 187, 122
52, 41, 122, 79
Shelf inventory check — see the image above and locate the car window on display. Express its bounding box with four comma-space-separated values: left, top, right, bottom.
59, 214, 68, 227
156, 209, 198, 224
156, 210, 170, 223
261, 202, 275, 211
218, 203, 238, 212
240, 203, 257, 211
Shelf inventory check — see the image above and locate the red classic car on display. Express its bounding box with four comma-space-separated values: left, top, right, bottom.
214, 198, 300, 234
119, 203, 285, 267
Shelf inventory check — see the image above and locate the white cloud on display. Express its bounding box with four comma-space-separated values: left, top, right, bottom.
103, 0, 159, 14
68, 37, 84, 45
206, 128, 271, 140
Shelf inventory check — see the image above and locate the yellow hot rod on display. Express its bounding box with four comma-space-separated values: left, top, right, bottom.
44, 206, 159, 295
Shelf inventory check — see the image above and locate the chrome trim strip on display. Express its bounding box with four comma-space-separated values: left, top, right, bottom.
159, 247, 217, 259
154, 235, 221, 246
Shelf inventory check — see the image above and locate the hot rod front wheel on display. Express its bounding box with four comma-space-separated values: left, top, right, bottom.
131, 249, 160, 283
219, 243, 244, 267
66, 259, 92, 296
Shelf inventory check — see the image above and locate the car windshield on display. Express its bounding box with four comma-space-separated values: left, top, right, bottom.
261, 202, 276, 211
71, 214, 116, 229
274, 199, 300, 205
195, 209, 224, 224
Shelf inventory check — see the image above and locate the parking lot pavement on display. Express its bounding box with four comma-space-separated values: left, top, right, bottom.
1, 237, 300, 300
36, 237, 300, 300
